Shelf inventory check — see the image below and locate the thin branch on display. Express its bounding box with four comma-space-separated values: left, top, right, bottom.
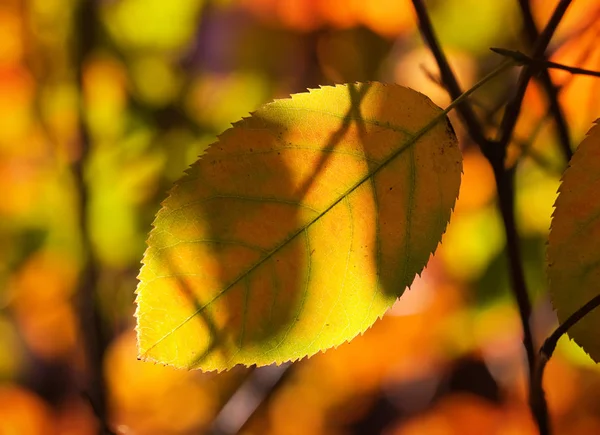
493, 164, 536, 371
411, 0, 535, 388
494, 5, 572, 433
531, 294, 600, 435
491, 48, 600, 78
411, 3, 574, 435
410, 0, 493, 149
419, 64, 510, 122
497, 0, 573, 151
541, 294, 600, 361
510, 113, 561, 175
489, 5, 573, 435
516, 0, 573, 163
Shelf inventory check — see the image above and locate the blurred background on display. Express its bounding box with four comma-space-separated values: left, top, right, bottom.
1, 0, 600, 433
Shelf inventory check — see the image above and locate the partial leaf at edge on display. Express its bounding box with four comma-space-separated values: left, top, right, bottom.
135, 83, 462, 371
548, 119, 600, 362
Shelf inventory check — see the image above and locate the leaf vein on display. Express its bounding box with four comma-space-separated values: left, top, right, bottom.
141, 103, 447, 355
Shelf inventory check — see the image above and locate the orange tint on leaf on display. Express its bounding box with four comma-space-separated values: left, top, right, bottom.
136, 83, 462, 371
548, 119, 600, 361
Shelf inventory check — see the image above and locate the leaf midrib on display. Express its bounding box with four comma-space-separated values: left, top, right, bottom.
141, 104, 451, 356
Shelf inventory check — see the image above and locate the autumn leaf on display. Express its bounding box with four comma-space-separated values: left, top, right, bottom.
548, 119, 600, 361
136, 83, 462, 371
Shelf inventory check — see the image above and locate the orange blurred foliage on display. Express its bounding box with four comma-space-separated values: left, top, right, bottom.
392, 394, 537, 435
2, 1, 600, 434
0, 385, 54, 435
0, 66, 34, 148
104, 332, 225, 434
550, 23, 600, 138
9, 250, 79, 360
239, 0, 415, 36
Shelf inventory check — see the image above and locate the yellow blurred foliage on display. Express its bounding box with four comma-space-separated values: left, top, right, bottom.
84, 56, 128, 140
186, 72, 269, 130
0, 67, 34, 148
440, 206, 503, 281
102, 0, 205, 52
515, 162, 560, 235
130, 55, 183, 107
0, 316, 24, 378
39, 82, 79, 162
0, 7, 24, 67
438, 149, 503, 282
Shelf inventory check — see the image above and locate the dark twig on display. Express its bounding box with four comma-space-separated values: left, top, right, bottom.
410, 0, 493, 150
516, 0, 573, 163
412, 2, 573, 435
492, 164, 536, 377
74, 1, 114, 434
541, 294, 600, 361
497, 0, 573, 151
411, 0, 534, 387
490, 5, 573, 434
491, 48, 600, 78
531, 294, 600, 434
494, 3, 572, 434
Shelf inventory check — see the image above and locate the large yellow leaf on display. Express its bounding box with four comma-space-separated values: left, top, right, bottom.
136, 83, 461, 371
548, 119, 600, 361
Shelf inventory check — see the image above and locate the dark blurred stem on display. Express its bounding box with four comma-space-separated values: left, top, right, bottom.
491, 48, 600, 78
497, 0, 573, 151
497, 3, 571, 434
516, 0, 573, 163
74, 1, 113, 434
234, 365, 295, 434
410, 1, 576, 434
492, 165, 535, 376
410, 0, 493, 150
532, 294, 600, 432
492, 164, 542, 434
540, 294, 600, 362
